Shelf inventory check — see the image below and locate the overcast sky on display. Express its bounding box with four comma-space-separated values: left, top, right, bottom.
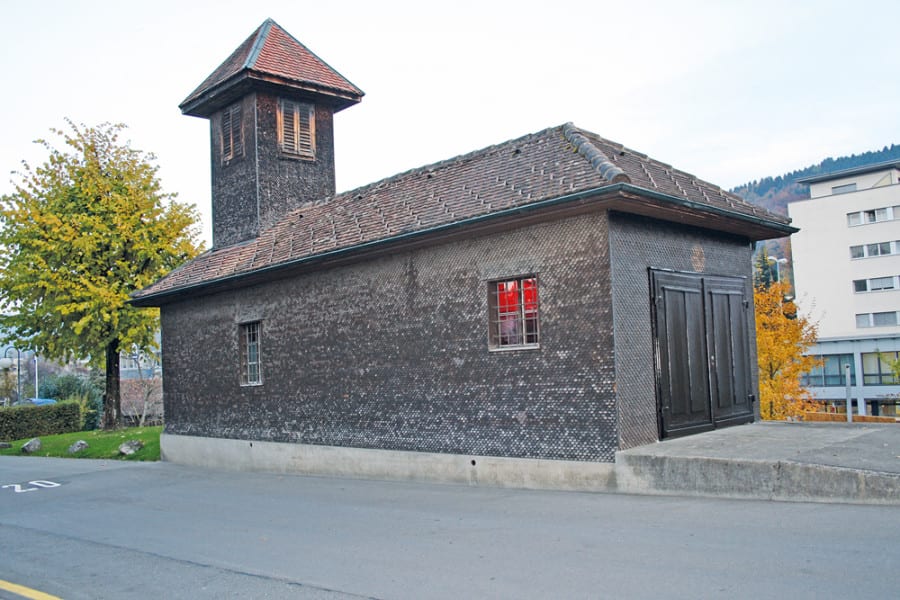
2, 0, 898, 245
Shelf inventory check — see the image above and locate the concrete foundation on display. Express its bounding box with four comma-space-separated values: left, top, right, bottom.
163, 423, 900, 505
161, 433, 617, 492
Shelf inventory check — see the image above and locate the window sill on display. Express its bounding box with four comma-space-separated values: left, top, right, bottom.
240, 382, 263, 387
279, 152, 316, 162
488, 344, 540, 353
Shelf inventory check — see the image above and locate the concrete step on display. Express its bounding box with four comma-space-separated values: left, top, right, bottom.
615, 453, 900, 504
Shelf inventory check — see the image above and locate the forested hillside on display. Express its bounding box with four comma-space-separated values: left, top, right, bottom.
731, 144, 900, 216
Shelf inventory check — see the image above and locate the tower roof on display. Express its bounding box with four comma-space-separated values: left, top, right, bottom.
180, 19, 364, 117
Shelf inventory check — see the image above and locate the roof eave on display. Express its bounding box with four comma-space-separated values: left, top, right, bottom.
614, 183, 797, 239
131, 184, 795, 307
179, 71, 363, 118
796, 160, 900, 185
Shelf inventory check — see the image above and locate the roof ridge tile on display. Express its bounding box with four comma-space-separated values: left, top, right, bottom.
243, 18, 273, 69
563, 123, 630, 184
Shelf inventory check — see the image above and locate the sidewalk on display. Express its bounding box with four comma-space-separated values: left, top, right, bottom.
615, 421, 900, 504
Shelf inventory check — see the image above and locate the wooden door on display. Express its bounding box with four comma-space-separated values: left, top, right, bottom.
651, 270, 754, 438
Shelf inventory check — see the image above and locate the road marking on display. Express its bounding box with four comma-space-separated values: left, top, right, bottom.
0, 578, 62, 600
1, 480, 62, 494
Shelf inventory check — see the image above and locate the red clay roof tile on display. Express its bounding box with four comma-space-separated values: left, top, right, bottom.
180, 19, 362, 116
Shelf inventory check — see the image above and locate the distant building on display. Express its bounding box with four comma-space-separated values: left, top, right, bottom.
790, 161, 900, 415
120, 342, 163, 424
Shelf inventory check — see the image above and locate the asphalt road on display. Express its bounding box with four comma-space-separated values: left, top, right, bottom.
1, 456, 899, 599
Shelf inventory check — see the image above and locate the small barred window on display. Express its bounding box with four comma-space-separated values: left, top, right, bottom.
488, 276, 539, 349
240, 321, 262, 385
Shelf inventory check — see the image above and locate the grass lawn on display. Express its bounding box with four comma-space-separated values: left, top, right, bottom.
0, 426, 161, 461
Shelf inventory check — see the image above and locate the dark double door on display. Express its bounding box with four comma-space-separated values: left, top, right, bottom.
651, 270, 755, 438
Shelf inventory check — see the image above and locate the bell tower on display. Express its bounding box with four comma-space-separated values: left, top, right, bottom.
180, 19, 363, 248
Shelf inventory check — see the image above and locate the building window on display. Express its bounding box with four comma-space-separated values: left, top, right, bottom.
221, 103, 243, 162
850, 241, 897, 259
240, 321, 262, 385
488, 276, 539, 349
847, 206, 896, 226
831, 183, 857, 195
856, 311, 900, 328
278, 99, 315, 158
802, 354, 855, 387
861, 351, 899, 385
853, 276, 899, 293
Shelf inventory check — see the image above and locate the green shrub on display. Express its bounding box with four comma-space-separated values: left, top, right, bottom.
64, 392, 99, 431
0, 401, 81, 441
39, 373, 103, 430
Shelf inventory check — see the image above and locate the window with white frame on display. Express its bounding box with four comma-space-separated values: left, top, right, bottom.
278, 99, 315, 158
221, 103, 243, 162
847, 206, 898, 226
850, 241, 898, 259
488, 276, 539, 349
240, 321, 262, 385
856, 311, 900, 328
853, 276, 899, 293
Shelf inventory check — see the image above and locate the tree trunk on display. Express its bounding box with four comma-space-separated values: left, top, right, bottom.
103, 339, 121, 429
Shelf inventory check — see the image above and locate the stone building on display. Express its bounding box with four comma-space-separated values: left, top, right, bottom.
132, 19, 795, 487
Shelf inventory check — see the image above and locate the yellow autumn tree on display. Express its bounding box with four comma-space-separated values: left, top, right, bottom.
0, 121, 203, 428
755, 281, 821, 420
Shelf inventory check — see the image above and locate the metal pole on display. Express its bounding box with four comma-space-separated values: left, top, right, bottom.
858, 372, 867, 416
845, 364, 853, 423
15, 350, 20, 403
34, 354, 38, 400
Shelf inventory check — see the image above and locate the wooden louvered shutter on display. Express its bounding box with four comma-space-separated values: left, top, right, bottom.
221, 103, 242, 161
279, 99, 315, 158
230, 104, 242, 158
222, 107, 233, 159
297, 103, 314, 157
282, 101, 297, 153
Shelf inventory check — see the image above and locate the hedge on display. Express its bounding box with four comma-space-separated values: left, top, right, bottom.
0, 401, 82, 441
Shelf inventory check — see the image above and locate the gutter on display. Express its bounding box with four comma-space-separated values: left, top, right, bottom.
131, 183, 795, 306
616, 183, 796, 234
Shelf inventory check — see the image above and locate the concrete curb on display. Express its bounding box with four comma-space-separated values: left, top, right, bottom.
615, 453, 900, 505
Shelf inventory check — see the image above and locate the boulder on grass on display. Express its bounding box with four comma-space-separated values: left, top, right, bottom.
0, 442, 11, 449
68, 440, 89, 454
22, 438, 41, 454
118, 439, 144, 456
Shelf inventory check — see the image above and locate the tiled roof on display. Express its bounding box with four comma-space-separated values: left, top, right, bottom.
180, 19, 363, 116
133, 123, 792, 304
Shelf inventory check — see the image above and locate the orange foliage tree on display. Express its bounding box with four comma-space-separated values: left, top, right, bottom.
755, 281, 821, 420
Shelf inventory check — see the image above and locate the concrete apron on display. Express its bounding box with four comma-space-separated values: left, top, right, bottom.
615, 453, 900, 505
161, 428, 900, 505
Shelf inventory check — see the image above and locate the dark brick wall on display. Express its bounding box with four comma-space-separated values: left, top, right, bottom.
161, 212, 619, 461
608, 212, 759, 450
209, 92, 336, 248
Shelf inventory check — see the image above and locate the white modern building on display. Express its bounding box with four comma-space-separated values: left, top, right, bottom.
790, 160, 900, 416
